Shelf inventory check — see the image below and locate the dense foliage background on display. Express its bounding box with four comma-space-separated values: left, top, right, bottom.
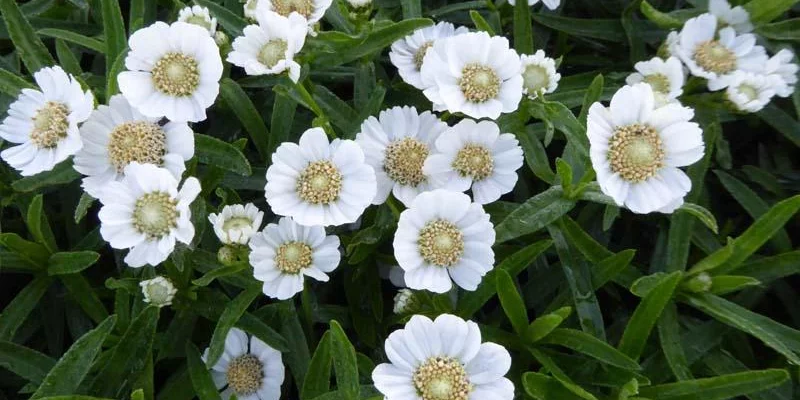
1, 0, 799, 399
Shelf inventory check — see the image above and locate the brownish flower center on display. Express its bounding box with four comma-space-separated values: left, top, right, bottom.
418, 219, 464, 267
607, 123, 665, 183
413, 357, 473, 400
30, 101, 69, 149
108, 121, 166, 172
459, 63, 500, 103
151, 52, 200, 97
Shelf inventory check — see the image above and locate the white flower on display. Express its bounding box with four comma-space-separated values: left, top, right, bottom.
227, 10, 308, 82
244, 0, 260, 19
764, 49, 798, 98
587, 83, 705, 214
420, 31, 523, 120
203, 327, 285, 400
0, 66, 93, 176
507, 0, 560, 10
708, 0, 753, 33
265, 127, 376, 227
520, 50, 560, 100
177, 5, 217, 35
393, 190, 495, 293
674, 14, 766, 91
140, 276, 177, 307
208, 203, 265, 245
659, 31, 680, 59
626, 56, 685, 106
256, 0, 332, 28
73, 94, 194, 199
725, 71, 778, 113
389, 22, 469, 90
346, 0, 371, 7
118, 21, 223, 122
355, 106, 448, 207
249, 217, 341, 300
392, 289, 416, 314
98, 162, 200, 267
372, 314, 514, 400
424, 119, 523, 205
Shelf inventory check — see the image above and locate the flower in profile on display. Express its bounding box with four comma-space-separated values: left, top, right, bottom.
389, 22, 469, 90
98, 163, 200, 267
626, 56, 685, 106
140, 276, 177, 307
508, 0, 560, 10
708, 0, 753, 33
118, 21, 223, 122
73, 94, 194, 198
724, 71, 779, 113
420, 31, 523, 119
764, 49, 798, 98
256, 0, 332, 29
520, 50, 560, 100
658, 31, 681, 59
177, 5, 217, 35
208, 203, 264, 245
587, 83, 705, 214
392, 289, 417, 314
265, 127, 376, 227
372, 314, 515, 400
0, 66, 93, 176
228, 10, 308, 82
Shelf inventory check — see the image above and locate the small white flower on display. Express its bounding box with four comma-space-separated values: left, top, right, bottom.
658, 31, 681, 59
394, 190, 495, 293
507, 0, 561, 10
424, 119, 523, 205
764, 49, 798, 98
346, 0, 371, 8
203, 327, 285, 400
520, 50, 560, 100
587, 83, 705, 214
420, 31, 523, 120
256, 0, 332, 29
244, 0, 260, 19
392, 289, 415, 314
0, 66, 93, 176
118, 21, 223, 122
177, 5, 217, 35
626, 56, 685, 106
725, 71, 778, 113
249, 217, 341, 300
140, 276, 177, 307
208, 203, 264, 245
389, 22, 469, 90
73, 94, 194, 199
98, 162, 201, 267
227, 10, 308, 82
265, 127, 377, 227
708, 0, 753, 33
355, 106, 448, 207
372, 314, 514, 400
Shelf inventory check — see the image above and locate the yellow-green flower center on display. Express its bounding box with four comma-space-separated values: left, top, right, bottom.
296, 160, 343, 204
222, 216, 253, 231
607, 123, 665, 183
459, 63, 500, 103
418, 219, 464, 267
226, 354, 264, 396
384, 137, 429, 187
643, 73, 671, 94
275, 241, 313, 274
272, 0, 313, 17
413, 357, 472, 400
737, 84, 758, 101
258, 39, 288, 68
414, 41, 434, 70
522, 64, 549, 95
694, 40, 736, 74
30, 101, 70, 149
185, 15, 213, 31
108, 121, 166, 172
151, 52, 200, 97
452, 144, 494, 181
133, 192, 178, 239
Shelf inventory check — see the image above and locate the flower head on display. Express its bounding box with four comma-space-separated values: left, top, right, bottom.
209, 203, 265, 245
507, 0, 560, 9
626, 56, 685, 106
256, 0, 332, 29
140, 276, 177, 307
724, 71, 779, 113
764, 49, 798, 98
389, 22, 469, 90
520, 50, 560, 99
204, 328, 285, 400
392, 289, 416, 314
708, 0, 753, 33
228, 10, 308, 82
177, 5, 217, 35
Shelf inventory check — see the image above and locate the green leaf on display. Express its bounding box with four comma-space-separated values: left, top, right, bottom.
528, 100, 588, 157
708, 275, 761, 296
105, 48, 127, 98
657, 302, 693, 381
523, 372, 586, 400
470, 10, 495, 35
47, 251, 99, 275
579, 74, 604, 125
531, 14, 626, 42
527, 307, 572, 342
757, 104, 800, 147
192, 263, 248, 287
268, 92, 297, 157
206, 283, 262, 366
236, 313, 290, 353
0, 232, 50, 267
540, 328, 641, 370
639, 369, 789, 400
743, 0, 799, 23
330, 320, 359, 399
687, 241, 734, 276
0, 275, 52, 341
555, 159, 574, 196
0, 0, 54, 72
513, 0, 533, 55
100, 0, 126, 78
516, 129, 556, 184
0, 341, 56, 384
737, 250, 800, 285
36, 28, 105, 52
60, 274, 109, 324
74, 193, 95, 223
495, 187, 576, 243
220, 78, 270, 159
676, 203, 718, 234
185, 343, 222, 400
195, 133, 253, 176
11, 160, 81, 192
756, 18, 800, 41
302, 331, 333, 400
496, 270, 528, 335
314, 19, 433, 67
528, 348, 598, 400
195, 0, 247, 35
639, 0, 683, 29
618, 271, 682, 360
0, 68, 35, 96
26, 194, 58, 253
400, 0, 421, 18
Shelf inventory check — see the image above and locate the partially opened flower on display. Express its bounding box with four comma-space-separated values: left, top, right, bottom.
520, 50, 560, 100
118, 21, 223, 122
658, 31, 681, 59
626, 56, 685, 106
724, 71, 779, 113
389, 22, 469, 90
256, 0, 332, 28
508, 0, 560, 10
0, 66, 93, 176
764, 49, 798, 98
708, 0, 753, 33
140, 276, 177, 307
372, 314, 514, 400
244, 0, 260, 19
587, 83, 705, 214
177, 5, 217, 35
204, 328, 285, 400
228, 10, 308, 82
208, 203, 264, 245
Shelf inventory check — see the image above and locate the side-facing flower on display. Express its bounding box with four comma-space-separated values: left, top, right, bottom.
392, 289, 416, 314
249, 217, 341, 300
256, 0, 332, 28
587, 83, 705, 214
626, 56, 685, 106
140, 276, 177, 307
708, 0, 753, 33
764, 49, 798, 98
0, 66, 93, 176
73, 94, 194, 198
420, 31, 523, 119
209, 203, 264, 245
118, 21, 223, 122
658, 31, 681, 59
520, 50, 560, 100
98, 162, 200, 267
265, 127, 376, 227
372, 314, 514, 400
228, 10, 308, 82
724, 71, 778, 113
424, 119, 523, 205
389, 22, 469, 90
508, 0, 560, 10
393, 190, 495, 293
178, 5, 217, 35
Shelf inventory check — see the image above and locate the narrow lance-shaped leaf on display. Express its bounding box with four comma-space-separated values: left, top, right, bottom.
0, 0, 55, 72
101, 0, 126, 79
185, 343, 223, 400
206, 283, 262, 366
638, 369, 790, 400
0, 275, 52, 341
219, 78, 270, 160
301, 331, 333, 400
513, 0, 533, 55
330, 320, 360, 399
539, 328, 641, 370
618, 271, 682, 360
496, 270, 528, 335
0, 341, 56, 385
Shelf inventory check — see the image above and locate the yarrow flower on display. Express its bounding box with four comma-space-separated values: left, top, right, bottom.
389, 22, 469, 90
265, 127, 376, 227
708, 0, 753, 33
228, 10, 308, 82
177, 5, 217, 35
355, 106, 448, 207
256, 0, 332, 29
372, 314, 514, 400
393, 190, 495, 293
421, 31, 523, 120
392, 289, 416, 314
507, 0, 561, 10
0, 66, 93, 176
98, 163, 200, 267
724, 71, 779, 113
587, 83, 705, 214
73, 94, 194, 198
208, 203, 264, 245
658, 31, 681, 59
520, 50, 560, 100
139, 276, 177, 307
249, 217, 341, 300
204, 327, 285, 400
625, 56, 685, 106
118, 21, 223, 122
764, 49, 798, 98
424, 119, 523, 205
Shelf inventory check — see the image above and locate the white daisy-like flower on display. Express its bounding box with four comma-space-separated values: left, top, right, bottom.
389, 22, 469, 90
249, 217, 341, 300
587, 83, 705, 214
355, 106, 448, 207
708, 0, 753, 33
420, 31, 523, 120
227, 10, 307, 82
264, 127, 377, 227
725, 71, 778, 113
658, 31, 681, 59
372, 314, 514, 400
519, 50, 560, 100
393, 190, 495, 293
625, 56, 685, 106
177, 5, 218, 35
256, 0, 332, 28
139, 276, 177, 307
674, 14, 766, 91
764, 49, 798, 98
98, 162, 200, 267
73, 94, 194, 199
507, 0, 560, 10
203, 327, 285, 400
208, 203, 265, 245
392, 289, 416, 314
424, 119, 523, 205
117, 21, 223, 122
0, 66, 93, 176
